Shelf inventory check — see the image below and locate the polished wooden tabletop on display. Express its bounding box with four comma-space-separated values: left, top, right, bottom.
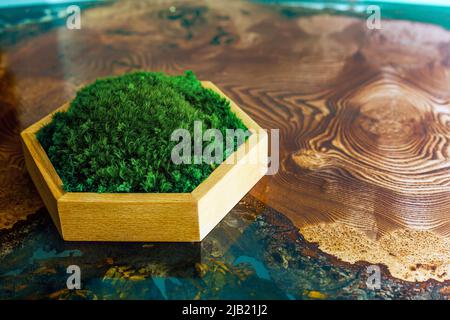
0, 0, 449, 297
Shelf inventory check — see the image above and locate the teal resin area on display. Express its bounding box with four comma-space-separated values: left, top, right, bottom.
0, 196, 445, 300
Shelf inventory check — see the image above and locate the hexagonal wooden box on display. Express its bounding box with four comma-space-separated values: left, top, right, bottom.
21, 82, 268, 242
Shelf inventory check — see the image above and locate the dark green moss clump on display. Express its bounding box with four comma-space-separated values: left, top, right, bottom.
37, 71, 247, 193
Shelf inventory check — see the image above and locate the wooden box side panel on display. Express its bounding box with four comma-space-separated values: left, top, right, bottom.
21, 132, 64, 233
58, 194, 200, 242
195, 133, 268, 240
20, 82, 266, 242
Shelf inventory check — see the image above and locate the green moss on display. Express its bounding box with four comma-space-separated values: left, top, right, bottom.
37, 71, 248, 193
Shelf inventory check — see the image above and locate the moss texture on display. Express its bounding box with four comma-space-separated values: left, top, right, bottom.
37, 71, 247, 193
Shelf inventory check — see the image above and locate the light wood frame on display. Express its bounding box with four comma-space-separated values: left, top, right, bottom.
21, 82, 268, 242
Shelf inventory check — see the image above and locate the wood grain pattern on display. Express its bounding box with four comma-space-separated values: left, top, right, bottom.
1, 0, 449, 281
20, 81, 268, 242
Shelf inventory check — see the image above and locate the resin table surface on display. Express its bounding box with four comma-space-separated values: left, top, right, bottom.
0, 0, 449, 299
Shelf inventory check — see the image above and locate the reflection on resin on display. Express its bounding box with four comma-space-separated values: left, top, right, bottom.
0, 0, 450, 299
